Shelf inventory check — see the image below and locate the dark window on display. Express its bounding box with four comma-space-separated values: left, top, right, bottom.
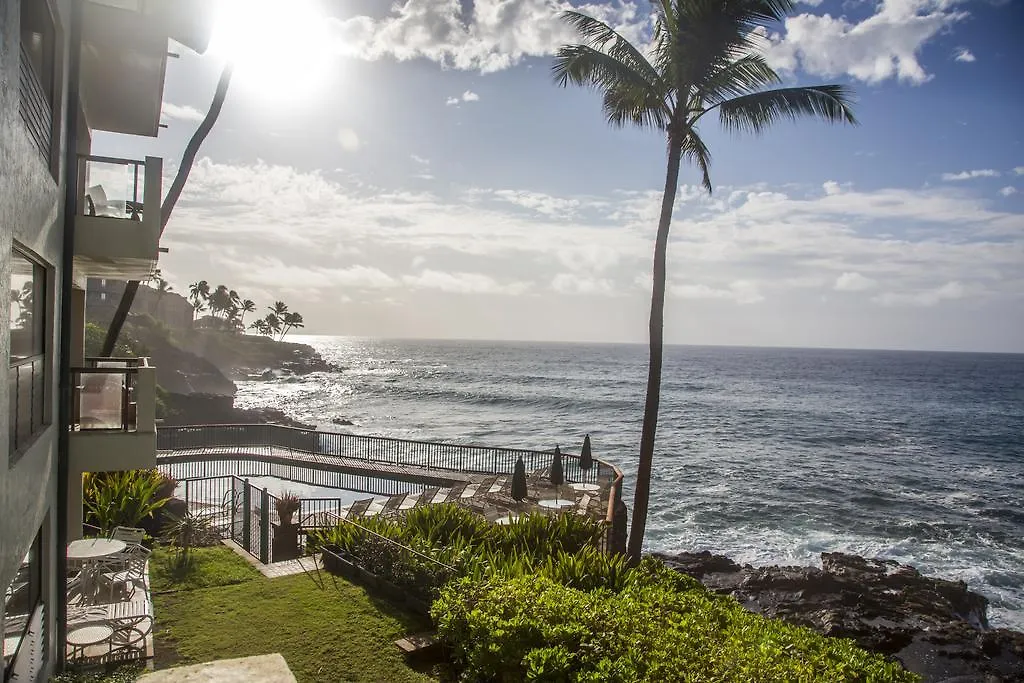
2, 530, 45, 681
19, 0, 57, 170
9, 247, 49, 458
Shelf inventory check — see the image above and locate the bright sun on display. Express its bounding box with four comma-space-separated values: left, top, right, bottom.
209, 0, 335, 96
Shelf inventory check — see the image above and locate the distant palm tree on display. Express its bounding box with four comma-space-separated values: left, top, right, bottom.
263, 313, 283, 338
209, 285, 231, 320
187, 281, 210, 321
279, 311, 304, 340
554, 0, 856, 561
269, 301, 289, 318
238, 299, 256, 326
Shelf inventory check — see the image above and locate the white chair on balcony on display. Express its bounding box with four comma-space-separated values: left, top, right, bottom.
84, 185, 127, 218
98, 545, 150, 602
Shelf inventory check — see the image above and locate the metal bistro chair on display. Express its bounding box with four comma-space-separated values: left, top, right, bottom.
109, 527, 146, 547
98, 545, 150, 602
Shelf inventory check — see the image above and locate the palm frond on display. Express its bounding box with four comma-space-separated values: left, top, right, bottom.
716, 85, 858, 134
553, 44, 670, 128
698, 54, 781, 104
559, 11, 664, 90
679, 128, 713, 193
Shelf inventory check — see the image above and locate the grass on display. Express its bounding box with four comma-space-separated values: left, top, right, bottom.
149, 545, 260, 592
151, 545, 435, 683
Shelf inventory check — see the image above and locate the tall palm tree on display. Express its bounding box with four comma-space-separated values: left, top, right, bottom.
187, 280, 210, 321
100, 63, 234, 355
269, 301, 289, 318
279, 311, 304, 340
238, 298, 256, 326
554, 0, 856, 561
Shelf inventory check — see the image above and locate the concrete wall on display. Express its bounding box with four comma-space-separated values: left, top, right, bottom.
1, 0, 72, 677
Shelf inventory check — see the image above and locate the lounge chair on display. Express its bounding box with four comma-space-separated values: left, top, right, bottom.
414, 487, 440, 508
346, 498, 373, 519
380, 492, 409, 515
443, 482, 468, 502
576, 494, 592, 516
474, 475, 498, 496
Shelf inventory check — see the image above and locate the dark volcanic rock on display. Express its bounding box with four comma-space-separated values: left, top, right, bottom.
654, 551, 1024, 682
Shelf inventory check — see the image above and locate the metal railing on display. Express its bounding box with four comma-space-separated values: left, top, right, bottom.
19, 44, 52, 163
9, 355, 47, 456
78, 155, 147, 221
157, 423, 607, 484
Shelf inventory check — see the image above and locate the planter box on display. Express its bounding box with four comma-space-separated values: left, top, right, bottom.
321, 548, 430, 618
272, 522, 301, 562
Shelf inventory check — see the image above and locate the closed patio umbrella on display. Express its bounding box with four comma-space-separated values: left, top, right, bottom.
550, 446, 564, 488
512, 455, 528, 502
580, 434, 593, 472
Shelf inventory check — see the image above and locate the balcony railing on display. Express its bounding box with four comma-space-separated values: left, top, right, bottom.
71, 358, 151, 431
19, 44, 52, 164
78, 156, 149, 221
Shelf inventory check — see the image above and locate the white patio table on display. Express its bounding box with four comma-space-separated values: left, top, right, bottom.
570, 482, 601, 493
67, 539, 126, 603
67, 623, 113, 659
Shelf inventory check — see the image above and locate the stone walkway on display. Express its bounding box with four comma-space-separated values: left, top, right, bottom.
137, 653, 296, 682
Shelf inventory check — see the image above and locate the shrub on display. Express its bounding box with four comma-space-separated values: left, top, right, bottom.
83, 469, 170, 535
433, 574, 918, 683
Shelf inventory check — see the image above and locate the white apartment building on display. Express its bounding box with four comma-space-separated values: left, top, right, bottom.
2, 1, 210, 679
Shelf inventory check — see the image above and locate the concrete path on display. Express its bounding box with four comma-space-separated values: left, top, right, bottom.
137, 654, 296, 682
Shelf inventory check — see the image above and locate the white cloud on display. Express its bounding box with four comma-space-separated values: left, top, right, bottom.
162, 101, 204, 122
328, 0, 648, 73
835, 272, 877, 292
551, 273, 614, 295
999, 186, 1017, 197
403, 270, 530, 295
941, 169, 1000, 181
410, 154, 430, 165
671, 281, 764, 305
488, 189, 580, 218
1014, 167, 1024, 176
874, 281, 966, 307
760, 0, 968, 84
446, 90, 481, 105
337, 128, 362, 152
953, 47, 976, 63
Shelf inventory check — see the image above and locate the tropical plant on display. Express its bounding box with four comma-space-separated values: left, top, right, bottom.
274, 491, 301, 526
161, 509, 221, 569
83, 469, 170, 535
269, 300, 289, 318
553, 1, 856, 560
101, 63, 234, 355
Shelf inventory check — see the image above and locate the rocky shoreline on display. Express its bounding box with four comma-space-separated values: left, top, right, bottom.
654, 550, 1024, 682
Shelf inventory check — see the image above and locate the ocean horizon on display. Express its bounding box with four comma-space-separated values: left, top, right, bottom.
233, 335, 1024, 630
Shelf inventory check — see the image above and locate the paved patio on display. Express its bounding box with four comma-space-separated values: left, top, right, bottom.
137, 653, 297, 682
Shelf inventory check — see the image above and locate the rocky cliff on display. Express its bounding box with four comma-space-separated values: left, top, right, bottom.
655, 550, 1024, 682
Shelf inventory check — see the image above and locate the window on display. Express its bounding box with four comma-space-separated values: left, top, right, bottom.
2, 530, 45, 681
9, 247, 49, 458
19, 0, 58, 171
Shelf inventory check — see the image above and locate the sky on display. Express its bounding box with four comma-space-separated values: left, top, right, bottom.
94, 0, 1024, 353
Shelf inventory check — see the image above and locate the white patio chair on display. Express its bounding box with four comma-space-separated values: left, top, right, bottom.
110, 526, 146, 547
98, 546, 150, 602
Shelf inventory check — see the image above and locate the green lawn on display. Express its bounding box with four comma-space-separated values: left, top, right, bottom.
151, 545, 436, 683
149, 546, 259, 593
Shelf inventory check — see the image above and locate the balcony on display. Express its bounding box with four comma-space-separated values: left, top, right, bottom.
73, 155, 162, 282
69, 358, 156, 473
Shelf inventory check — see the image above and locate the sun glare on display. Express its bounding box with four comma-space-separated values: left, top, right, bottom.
209, 0, 335, 97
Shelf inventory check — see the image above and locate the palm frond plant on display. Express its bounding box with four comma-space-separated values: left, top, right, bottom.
554, 0, 856, 560
83, 469, 170, 536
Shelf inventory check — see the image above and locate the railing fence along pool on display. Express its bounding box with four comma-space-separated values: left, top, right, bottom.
157, 424, 626, 559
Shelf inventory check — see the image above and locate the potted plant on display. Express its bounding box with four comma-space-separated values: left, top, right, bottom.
272, 491, 302, 561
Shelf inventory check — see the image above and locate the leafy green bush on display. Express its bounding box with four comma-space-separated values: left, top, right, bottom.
433, 572, 917, 683
51, 665, 141, 682
83, 469, 170, 535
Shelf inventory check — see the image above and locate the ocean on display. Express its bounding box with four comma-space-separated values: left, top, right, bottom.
232, 337, 1024, 630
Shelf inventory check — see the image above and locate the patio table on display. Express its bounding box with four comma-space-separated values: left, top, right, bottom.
570, 483, 600, 493
537, 499, 574, 510
67, 623, 113, 659
68, 539, 126, 603
495, 514, 520, 525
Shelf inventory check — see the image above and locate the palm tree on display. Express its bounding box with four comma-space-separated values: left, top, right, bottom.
209, 285, 231, 320
554, 1, 856, 561
269, 301, 289, 318
100, 63, 234, 355
263, 313, 283, 338
238, 299, 256, 326
279, 311, 304, 340
187, 281, 210, 321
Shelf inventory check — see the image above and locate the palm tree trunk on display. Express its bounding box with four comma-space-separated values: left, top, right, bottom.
626, 140, 683, 562
99, 64, 234, 356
